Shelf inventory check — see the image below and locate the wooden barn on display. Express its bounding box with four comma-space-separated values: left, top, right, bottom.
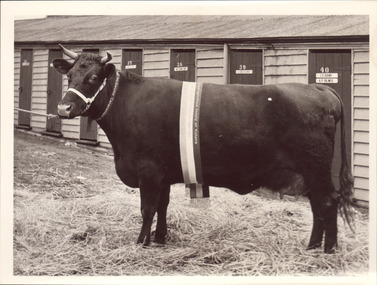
14, 15, 370, 206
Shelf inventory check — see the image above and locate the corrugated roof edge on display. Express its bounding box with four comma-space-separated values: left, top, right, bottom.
14, 15, 369, 42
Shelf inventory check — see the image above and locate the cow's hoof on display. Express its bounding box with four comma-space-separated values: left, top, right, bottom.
324, 243, 337, 254
306, 242, 322, 250
324, 247, 336, 254
137, 236, 150, 247
152, 230, 167, 244
154, 235, 166, 244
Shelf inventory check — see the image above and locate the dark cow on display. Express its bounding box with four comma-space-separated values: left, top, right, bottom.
53, 45, 354, 253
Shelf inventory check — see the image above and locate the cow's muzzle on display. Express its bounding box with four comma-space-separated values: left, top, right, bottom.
57, 103, 73, 118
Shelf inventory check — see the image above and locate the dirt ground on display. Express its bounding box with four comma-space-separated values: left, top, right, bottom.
13, 130, 369, 276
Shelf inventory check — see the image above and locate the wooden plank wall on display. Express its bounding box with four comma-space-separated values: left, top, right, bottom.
14, 50, 21, 124
264, 49, 307, 84
353, 49, 369, 203
196, 47, 224, 84
13, 45, 371, 203
31, 49, 48, 132
144, 49, 170, 78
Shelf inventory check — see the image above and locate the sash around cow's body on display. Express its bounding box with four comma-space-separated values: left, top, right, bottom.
179, 82, 209, 199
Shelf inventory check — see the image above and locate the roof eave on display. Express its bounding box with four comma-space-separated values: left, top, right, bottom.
14, 35, 369, 46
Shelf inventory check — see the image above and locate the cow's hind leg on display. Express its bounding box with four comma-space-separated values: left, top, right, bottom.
306, 173, 338, 253
136, 161, 165, 246
307, 192, 325, 250
323, 192, 338, 253
154, 185, 170, 244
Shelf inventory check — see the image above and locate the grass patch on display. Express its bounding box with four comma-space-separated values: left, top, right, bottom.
13, 130, 369, 276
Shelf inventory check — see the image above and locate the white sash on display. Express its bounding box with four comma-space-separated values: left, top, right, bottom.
179, 82, 208, 199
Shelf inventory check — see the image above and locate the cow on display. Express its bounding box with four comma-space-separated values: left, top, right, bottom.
53, 45, 354, 254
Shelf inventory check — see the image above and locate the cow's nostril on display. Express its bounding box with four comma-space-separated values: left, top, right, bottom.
57, 103, 73, 118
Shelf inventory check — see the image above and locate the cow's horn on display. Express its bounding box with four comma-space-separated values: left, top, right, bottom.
59, 44, 79, 60
101, 51, 112, 64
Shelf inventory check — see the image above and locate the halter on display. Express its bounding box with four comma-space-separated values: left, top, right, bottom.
66, 71, 120, 121
67, 79, 107, 113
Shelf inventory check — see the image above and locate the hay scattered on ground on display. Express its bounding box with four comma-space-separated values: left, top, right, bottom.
13, 130, 369, 276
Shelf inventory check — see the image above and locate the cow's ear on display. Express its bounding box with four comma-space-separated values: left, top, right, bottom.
52, 59, 73, 74
104, 63, 116, 78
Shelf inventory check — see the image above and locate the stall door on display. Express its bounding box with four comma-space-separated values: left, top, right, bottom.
309, 50, 352, 187
18, 49, 33, 128
122, 49, 142, 75
79, 48, 99, 144
170, 49, 196, 82
46, 49, 62, 134
229, 49, 263, 85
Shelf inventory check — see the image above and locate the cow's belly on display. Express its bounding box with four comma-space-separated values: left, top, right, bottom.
204, 166, 307, 196
201, 146, 308, 196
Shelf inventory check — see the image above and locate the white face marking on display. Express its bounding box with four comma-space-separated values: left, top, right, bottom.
268, 97, 272, 101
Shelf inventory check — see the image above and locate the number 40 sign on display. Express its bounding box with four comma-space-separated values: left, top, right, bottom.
316, 67, 338, 84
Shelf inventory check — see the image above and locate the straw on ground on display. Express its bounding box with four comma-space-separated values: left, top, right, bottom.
13, 130, 368, 276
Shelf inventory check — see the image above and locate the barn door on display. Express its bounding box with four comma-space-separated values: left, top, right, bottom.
18, 49, 33, 128
229, 49, 263, 84
170, 49, 196, 82
309, 50, 352, 188
78, 48, 99, 145
122, 49, 142, 75
46, 49, 62, 134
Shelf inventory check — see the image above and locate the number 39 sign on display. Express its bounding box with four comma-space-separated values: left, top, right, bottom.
236, 64, 253, 74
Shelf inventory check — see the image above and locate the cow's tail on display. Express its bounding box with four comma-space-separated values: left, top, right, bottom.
331, 88, 355, 231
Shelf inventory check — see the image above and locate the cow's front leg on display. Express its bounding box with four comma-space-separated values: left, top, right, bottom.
154, 185, 170, 244
136, 161, 164, 246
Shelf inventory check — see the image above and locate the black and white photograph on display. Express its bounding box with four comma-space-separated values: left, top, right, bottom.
1, 1, 376, 284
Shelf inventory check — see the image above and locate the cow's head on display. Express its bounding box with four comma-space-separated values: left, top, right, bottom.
53, 45, 115, 119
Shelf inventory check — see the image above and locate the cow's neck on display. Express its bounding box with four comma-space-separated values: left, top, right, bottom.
87, 71, 120, 121
92, 70, 129, 140
92, 71, 144, 148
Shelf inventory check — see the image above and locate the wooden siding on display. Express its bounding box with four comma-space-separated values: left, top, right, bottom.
264, 49, 307, 84
13, 44, 371, 204
143, 49, 170, 78
353, 49, 369, 202
196, 48, 224, 84
31, 49, 48, 132
14, 50, 21, 124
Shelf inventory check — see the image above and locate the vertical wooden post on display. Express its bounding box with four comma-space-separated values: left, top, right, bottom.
223, 43, 229, 84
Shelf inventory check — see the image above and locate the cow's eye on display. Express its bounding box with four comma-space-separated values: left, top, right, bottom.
89, 75, 98, 84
